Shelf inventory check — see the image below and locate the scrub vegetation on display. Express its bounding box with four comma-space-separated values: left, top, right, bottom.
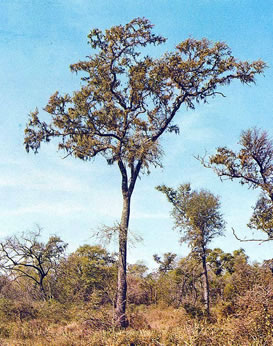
0, 233, 272, 345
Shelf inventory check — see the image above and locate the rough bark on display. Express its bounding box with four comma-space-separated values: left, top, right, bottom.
115, 194, 130, 327
115, 160, 133, 327
114, 159, 141, 327
201, 253, 210, 315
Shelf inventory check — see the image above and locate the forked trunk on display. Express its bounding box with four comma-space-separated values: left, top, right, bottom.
115, 194, 130, 328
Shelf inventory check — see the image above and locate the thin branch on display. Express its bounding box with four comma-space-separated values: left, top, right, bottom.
232, 227, 273, 244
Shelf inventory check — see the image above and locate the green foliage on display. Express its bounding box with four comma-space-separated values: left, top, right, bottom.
207, 248, 247, 276
248, 194, 273, 237
56, 245, 116, 303
0, 246, 272, 344
156, 184, 226, 316
24, 19, 265, 172
153, 252, 177, 273
205, 128, 273, 240
156, 184, 225, 253
128, 262, 148, 278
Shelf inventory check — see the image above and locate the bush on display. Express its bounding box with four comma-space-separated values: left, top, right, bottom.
0, 298, 37, 322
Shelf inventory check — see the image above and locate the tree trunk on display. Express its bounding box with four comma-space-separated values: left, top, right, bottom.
201, 253, 210, 316
39, 276, 47, 301
115, 194, 131, 328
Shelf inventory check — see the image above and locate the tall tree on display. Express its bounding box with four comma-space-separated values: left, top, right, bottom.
24, 18, 265, 327
203, 128, 273, 241
157, 184, 225, 315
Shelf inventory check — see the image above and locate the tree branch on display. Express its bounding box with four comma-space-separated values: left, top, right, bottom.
232, 227, 273, 244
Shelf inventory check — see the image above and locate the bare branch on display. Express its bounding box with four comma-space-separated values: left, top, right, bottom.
232, 227, 273, 244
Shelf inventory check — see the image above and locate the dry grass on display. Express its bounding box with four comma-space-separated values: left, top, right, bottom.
0, 304, 272, 346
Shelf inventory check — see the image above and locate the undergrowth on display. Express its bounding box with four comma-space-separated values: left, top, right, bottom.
0, 303, 272, 345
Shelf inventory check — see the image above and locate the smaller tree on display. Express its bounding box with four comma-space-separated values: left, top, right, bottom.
156, 183, 225, 315
127, 262, 149, 305
57, 245, 116, 303
153, 252, 177, 273
0, 228, 67, 300
207, 248, 235, 276
174, 254, 203, 309
202, 128, 273, 240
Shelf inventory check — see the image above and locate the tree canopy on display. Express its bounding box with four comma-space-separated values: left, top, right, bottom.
156, 184, 225, 252
25, 18, 265, 176
57, 245, 116, 303
153, 252, 177, 273
204, 128, 273, 240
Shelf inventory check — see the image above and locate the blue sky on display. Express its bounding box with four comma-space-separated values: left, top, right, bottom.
0, 0, 273, 268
